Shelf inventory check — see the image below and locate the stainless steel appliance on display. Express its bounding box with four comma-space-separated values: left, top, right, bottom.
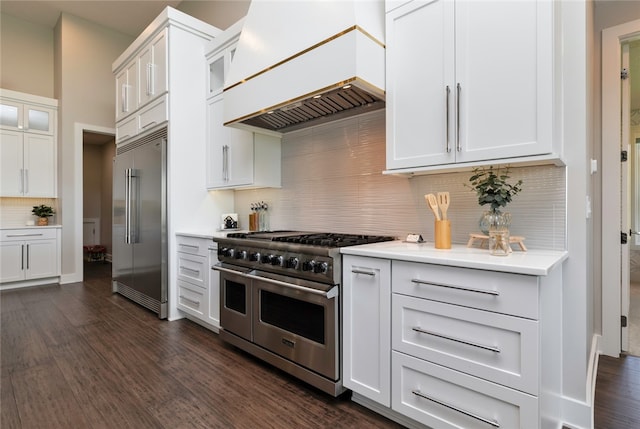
213, 231, 395, 396
112, 128, 167, 318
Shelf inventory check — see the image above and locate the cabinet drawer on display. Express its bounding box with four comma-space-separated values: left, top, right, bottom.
176, 234, 210, 257
177, 253, 207, 287
116, 115, 137, 142
138, 95, 167, 132
1, 228, 58, 241
392, 294, 538, 395
177, 279, 207, 316
392, 351, 538, 429
392, 261, 539, 319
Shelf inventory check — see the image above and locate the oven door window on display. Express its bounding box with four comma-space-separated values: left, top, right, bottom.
225, 279, 246, 314
260, 290, 325, 345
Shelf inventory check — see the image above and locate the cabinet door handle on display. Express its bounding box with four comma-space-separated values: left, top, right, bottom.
412, 326, 501, 353
411, 278, 499, 296
121, 84, 127, 113
351, 268, 376, 276
21, 244, 25, 270
24, 169, 28, 194
456, 83, 462, 152
19, 169, 24, 193
26, 244, 30, 270
147, 63, 152, 96
411, 389, 500, 428
445, 85, 451, 153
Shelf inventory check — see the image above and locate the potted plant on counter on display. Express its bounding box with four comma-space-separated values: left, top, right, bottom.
32, 204, 55, 226
466, 166, 523, 255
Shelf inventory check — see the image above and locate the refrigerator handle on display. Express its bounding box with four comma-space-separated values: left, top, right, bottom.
130, 169, 138, 244
125, 168, 132, 243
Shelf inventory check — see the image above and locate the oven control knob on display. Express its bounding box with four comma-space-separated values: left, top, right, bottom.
287, 257, 299, 269
261, 254, 274, 264
249, 252, 261, 262
220, 247, 235, 258
235, 250, 247, 260
302, 260, 316, 272
314, 262, 329, 274
272, 255, 284, 266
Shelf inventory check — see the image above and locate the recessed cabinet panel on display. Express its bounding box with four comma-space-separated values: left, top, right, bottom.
0, 130, 24, 196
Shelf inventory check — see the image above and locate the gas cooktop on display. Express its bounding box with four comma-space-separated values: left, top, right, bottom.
224, 231, 396, 248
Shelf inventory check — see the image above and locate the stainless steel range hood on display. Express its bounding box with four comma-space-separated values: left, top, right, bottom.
223, 0, 385, 135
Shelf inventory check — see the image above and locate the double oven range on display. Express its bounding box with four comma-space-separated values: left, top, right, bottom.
213, 231, 395, 396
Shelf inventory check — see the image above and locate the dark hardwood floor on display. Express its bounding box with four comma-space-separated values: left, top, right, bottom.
3, 262, 640, 428
594, 354, 640, 429
1, 261, 402, 429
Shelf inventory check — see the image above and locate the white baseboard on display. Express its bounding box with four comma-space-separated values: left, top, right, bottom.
60, 272, 82, 284
560, 334, 599, 429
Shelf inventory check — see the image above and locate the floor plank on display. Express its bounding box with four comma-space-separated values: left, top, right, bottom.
1, 263, 403, 429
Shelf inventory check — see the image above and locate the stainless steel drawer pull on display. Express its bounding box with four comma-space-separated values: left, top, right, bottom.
6, 233, 44, 237
411, 389, 500, 428
179, 266, 200, 275
179, 295, 200, 306
351, 268, 376, 276
411, 279, 499, 296
412, 327, 501, 353
180, 244, 199, 249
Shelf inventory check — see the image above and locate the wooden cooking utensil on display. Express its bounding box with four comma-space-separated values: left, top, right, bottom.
437, 192, 450, 220
425, 194, 441, 220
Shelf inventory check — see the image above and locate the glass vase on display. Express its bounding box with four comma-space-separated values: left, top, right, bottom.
479, 210, 512, 256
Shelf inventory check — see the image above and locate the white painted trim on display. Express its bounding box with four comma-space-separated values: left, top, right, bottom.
601, 18, 640, 357
74, 123, 115, 283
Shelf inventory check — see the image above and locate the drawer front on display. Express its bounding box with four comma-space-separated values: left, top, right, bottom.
177, 279, 207, 316
116, 114, 137, 142
177, 253, 207, 287
392, 260, 539, 319
1, 229, 58, 241
392, 294, 538, 395
392, 351, 538, 429
176, 234, 209, 257
138, 95, 167, 133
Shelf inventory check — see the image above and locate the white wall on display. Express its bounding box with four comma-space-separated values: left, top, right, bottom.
55, 13, 133, 282
0, 14, 54, 97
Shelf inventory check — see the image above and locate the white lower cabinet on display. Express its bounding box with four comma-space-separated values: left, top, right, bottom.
343, 254, 562, 429
343, 255, 392, 406
176, 234, 219, 331
392, 352, 538, 429
0, 228, 61, 286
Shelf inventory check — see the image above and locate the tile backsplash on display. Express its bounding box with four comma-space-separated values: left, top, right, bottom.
235, 110, 566, 250
0, 198, 58, 227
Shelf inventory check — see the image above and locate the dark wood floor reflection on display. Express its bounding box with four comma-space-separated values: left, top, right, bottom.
1, 262, 402, 429
594, 354, 640, 429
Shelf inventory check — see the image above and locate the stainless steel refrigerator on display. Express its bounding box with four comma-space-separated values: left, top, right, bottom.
112, 130, 167, 318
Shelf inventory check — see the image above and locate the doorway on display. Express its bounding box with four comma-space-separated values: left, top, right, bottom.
601, 19, 640, 357
82, 130, 115, 265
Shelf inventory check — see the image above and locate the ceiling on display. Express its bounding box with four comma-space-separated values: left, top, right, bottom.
0, 1, 182, 37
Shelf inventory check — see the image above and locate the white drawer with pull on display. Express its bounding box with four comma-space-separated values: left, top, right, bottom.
178, 279, 206, 317
176, 234, 210, 257
393, 294, 539, 395
392, 351, 538, 429
1, 228, 58, 241
392, 260, 539, 319
177, 252, 207, 287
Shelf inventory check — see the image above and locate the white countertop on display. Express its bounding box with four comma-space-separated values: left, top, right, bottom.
1, 225, 62, 230
340, 241, 568, 276
175, 230, 233, 240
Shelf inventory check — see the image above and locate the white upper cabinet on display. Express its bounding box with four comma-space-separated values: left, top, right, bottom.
0, 89, 57, 197
205, 18, 281, 190
138, 29, 168, 107
385, 0, 556, 173
115, 59, 138, 122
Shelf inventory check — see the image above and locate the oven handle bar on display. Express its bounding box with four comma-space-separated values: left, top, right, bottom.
245, 272, 339, 299
212, 264, 338, 299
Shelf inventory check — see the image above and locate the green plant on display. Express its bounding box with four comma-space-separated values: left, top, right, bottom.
466, 166, 523, 212
32, 204, 55, 218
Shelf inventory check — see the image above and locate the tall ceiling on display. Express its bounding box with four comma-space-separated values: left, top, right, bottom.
0, 1, 182, 36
